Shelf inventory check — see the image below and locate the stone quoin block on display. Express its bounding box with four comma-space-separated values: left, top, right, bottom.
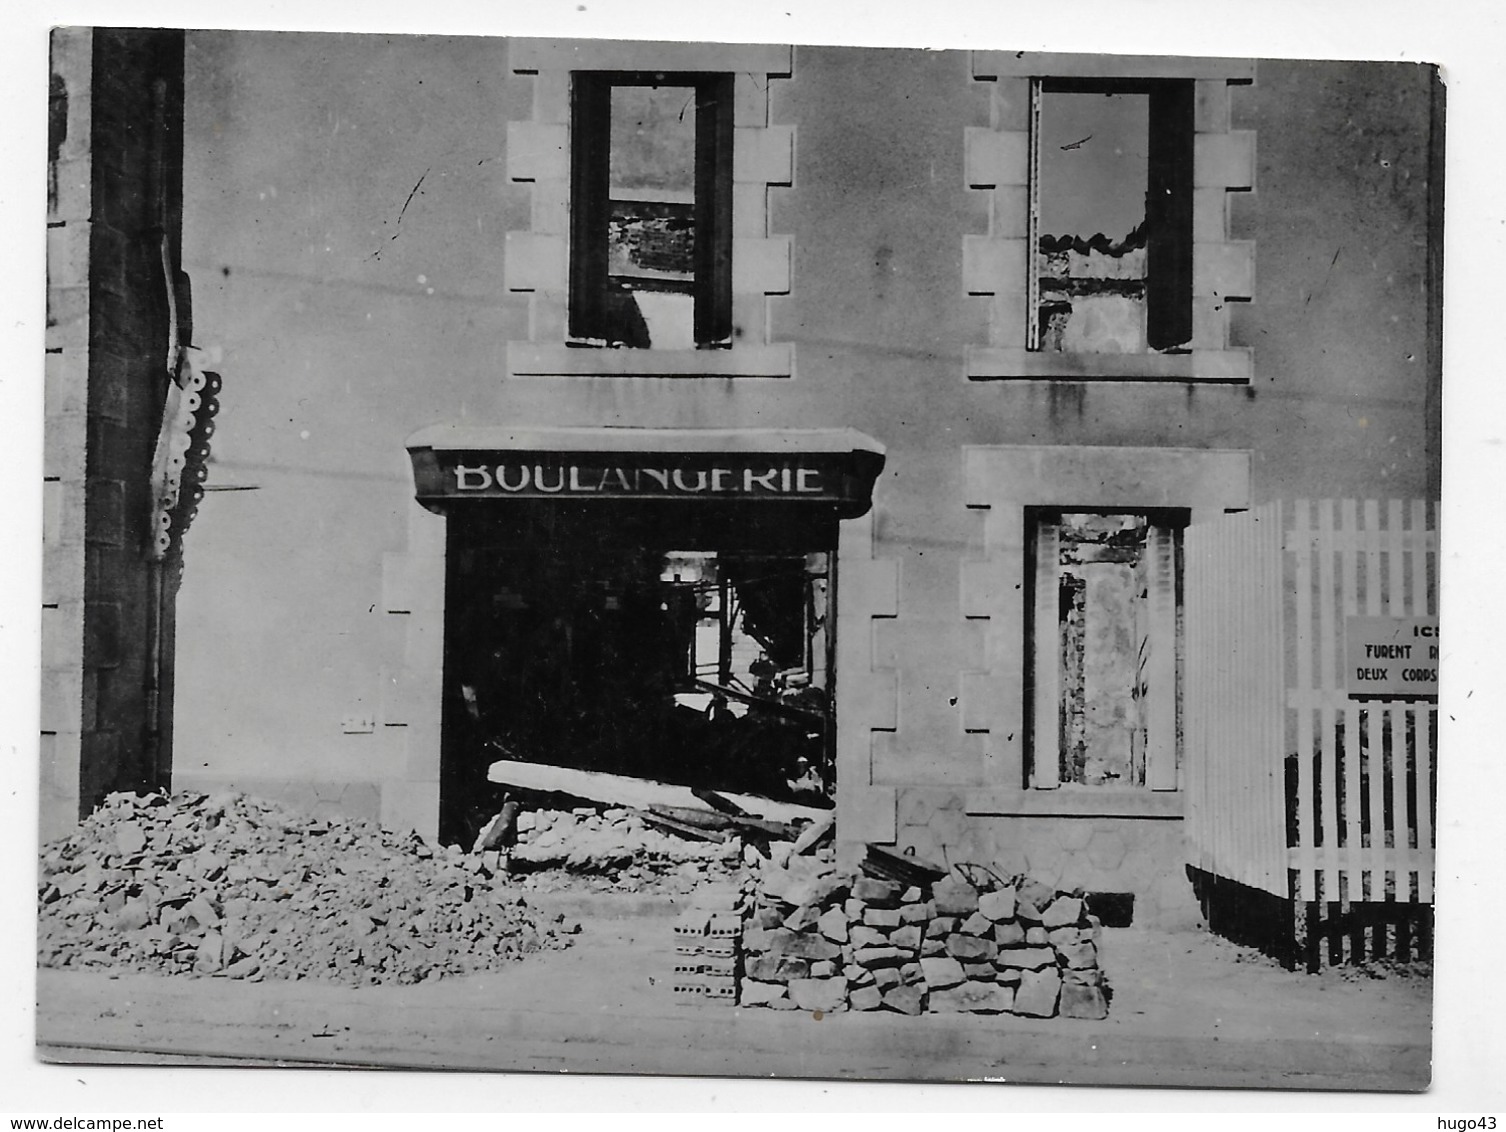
732, 236, 792, 296
1194, 130, 1256, 191
1193, 186, 1232, 245
959, 559, 1006, 619
1194, 79, 1232, 133
844, 557, 900, 619
985, 77, 1032, 131
734, 125, 794, 185
962, 236, 1027, 296
505, 121, 568, 182
503, 231, 566, 292
1193, 240, 1256, 300
964, 128, 1030, 189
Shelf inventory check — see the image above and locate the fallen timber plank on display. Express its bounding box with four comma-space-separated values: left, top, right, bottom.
633, 809, 729, 842
650, 804, 797, 840
691, 788, 750, 816
791, 811, 837, 855
646, 804, 736, 831
486, 759, 830, 826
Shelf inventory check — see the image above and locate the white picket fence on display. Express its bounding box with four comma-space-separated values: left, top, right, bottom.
1185, 499, 1438, 964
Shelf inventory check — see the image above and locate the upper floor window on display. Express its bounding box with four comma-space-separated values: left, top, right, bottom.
1030, 79, 1194, 355
569, 72, 733, 350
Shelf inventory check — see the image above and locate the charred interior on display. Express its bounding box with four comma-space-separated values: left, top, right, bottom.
440, 502, 838, 845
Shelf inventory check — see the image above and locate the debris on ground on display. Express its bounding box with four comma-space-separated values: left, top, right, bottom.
509, 807, 744, 894
36, 792, 570, 985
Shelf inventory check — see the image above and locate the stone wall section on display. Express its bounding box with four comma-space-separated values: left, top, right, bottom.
373, 501, 448, 839
41, 28, 95, 843
834, 513, 901, 848
892, 790, 1201, 928
964, 53, 1255, 382
43, 29, 186, 840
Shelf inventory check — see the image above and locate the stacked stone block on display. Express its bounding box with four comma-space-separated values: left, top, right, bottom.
738, 859, 1108, 1018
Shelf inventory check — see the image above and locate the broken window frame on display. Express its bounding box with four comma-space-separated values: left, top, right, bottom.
568, 71, 734, 350
1027, 77, 1195, 355
1023, 507, 1188, 792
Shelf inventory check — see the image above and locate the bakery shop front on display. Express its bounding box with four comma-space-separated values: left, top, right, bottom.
405, 426, 886, 844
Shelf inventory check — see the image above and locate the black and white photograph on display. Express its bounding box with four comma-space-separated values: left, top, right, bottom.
9, 0, 1505, 1115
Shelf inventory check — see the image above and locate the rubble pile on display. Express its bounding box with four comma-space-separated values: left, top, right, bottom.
510, 807, 743, 893
37, 792, 569, 985
737, 857, 1109, 1018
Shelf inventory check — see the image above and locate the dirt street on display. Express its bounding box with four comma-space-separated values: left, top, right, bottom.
36, 891, 1431, 1091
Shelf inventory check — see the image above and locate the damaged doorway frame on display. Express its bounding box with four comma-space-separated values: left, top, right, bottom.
384, 427, 888, 846
437, 505, 840, 846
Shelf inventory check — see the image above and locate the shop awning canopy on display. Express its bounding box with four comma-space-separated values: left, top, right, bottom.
405, 425, 886, 517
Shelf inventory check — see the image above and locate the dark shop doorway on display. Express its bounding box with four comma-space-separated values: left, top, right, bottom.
439, 502, 838, 846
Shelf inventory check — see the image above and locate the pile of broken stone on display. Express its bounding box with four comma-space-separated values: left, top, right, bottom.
510, 807, 744, 893
36, 791, 571, 985
738, 856, 1109, 1018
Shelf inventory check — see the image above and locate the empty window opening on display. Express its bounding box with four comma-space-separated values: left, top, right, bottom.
1027, 509, 1186, 789
570, 73, 733, 350
1029, 80, 1194, 355
440, 505, 834, 844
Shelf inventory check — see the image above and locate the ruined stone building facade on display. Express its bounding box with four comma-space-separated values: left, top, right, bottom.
43, 33, 1443, 931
